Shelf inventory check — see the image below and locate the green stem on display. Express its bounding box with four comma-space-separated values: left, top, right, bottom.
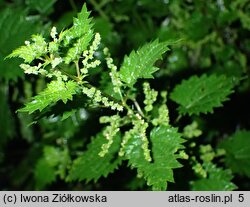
60, 68, 79, 81
175, 114, 182, 124
133, 99, 145, 118
116, 87, 125, 105
74, 60, 80, 78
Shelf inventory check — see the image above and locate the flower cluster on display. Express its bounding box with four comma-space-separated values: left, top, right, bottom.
192, 162, 207, 178
104, 47, 123, 96
82, 86, 123, 111
152, 91, 170, 126
15, 27, 67, 81
183, 121, 202, 139
20, 63, 44, 75
99, 115, 121, 157
11, 23, 175, 167
119, 113, 151, 162
143, 82, 158, 112
50, 26, 58, 41
80, 33, 101, 75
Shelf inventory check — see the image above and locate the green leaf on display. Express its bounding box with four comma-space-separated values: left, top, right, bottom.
44, 146, 62, 167
100, 72, 121, 100
190, 163, 237, 191
238, 11, 250, 30
125, 125, 185, 190
19, 80, 79, 114
61, 110, 77, 121
119, 39, 170, 87
170, 74, 236, 115
0, 7, 41, 80
34, 158, 56, 189
7, 34, 47, 63
64, 34, 93, 64
219, 130, 250, 177
67, 132, 122, 182
25, 0, 57, 15
60, 4, 94, 64
44, 146, 71, 179
7, 45, 35, 63
60, 4, 93, 45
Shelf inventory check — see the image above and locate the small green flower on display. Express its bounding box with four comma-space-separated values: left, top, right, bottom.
51, 57, 63, 68
50, 26, 58, 40
143, 82, 158, 112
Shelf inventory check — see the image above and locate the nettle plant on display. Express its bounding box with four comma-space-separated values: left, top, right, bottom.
8, 4, 246, 190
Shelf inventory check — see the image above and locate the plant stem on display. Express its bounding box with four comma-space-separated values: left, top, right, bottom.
133, 99, 145, 118
60, 68, 79, 81
74, 60, 80, 78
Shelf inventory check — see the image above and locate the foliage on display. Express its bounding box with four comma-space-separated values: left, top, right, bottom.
124, 125, 185, 190
190, 144, 237, 191
170, 74, 237, 115
34, 158, 57, 189
0, 6, 43, 80
18, 80, 79, 114
0, 87, 15, 147
7, 3, 182, 190
1, 0, 250, 191
219, 130, 250, 178
119, 40, 170, 87
68, 132, 122, 183
35, 145, 71, 189
190, 163, 237, 191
